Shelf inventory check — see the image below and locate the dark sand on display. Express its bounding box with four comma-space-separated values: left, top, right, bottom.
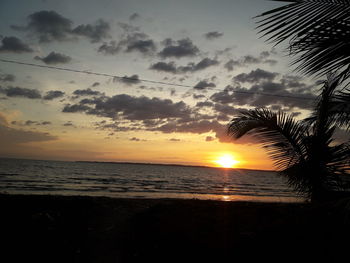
1, 194, 350, 262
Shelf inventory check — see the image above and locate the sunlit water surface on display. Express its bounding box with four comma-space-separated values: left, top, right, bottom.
0, 158, 304, 202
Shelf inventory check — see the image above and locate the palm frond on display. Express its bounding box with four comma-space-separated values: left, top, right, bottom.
228, 108, 307, 170
332, 89, 350, 129
256, 0, 350, 78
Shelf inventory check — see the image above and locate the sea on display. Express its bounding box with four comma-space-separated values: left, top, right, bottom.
0, 158, 304, 202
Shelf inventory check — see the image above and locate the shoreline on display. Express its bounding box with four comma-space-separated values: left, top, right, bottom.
0, 191, 304, 203
1, 193, 349, 262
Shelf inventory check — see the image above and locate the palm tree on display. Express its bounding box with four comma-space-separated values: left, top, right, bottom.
228, 75, 350, 202
256, 0, 350, 79
256, 0, 350, 130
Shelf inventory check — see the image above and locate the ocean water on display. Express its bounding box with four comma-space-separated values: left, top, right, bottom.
0, 158, 303, 202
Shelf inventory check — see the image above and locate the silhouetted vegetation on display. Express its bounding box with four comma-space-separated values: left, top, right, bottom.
228, 75, 350, 201
256, 0, 350, 80
228, 1, 350, 202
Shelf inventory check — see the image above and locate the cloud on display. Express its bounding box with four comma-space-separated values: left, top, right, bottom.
0, 86, 41, 99
0, 36, 33, 53
62, 93, 192, 121
43, 90, 65, 100
72, 88, 103, 97
150, 61, 178, 74
224, 52, 277, 71
0, 73, 15, 82
62, 104, 92, 113
210, 81, 316, 110
150, 58, 219, 74
63, 121, 75, 127
158, 38, 199, 58
193, 80, 216, 90
204, 31, 224, 40
98, 24, 155, 55
224, 59, 240, 71
61, 91, 261, 145
12, 120, 52, 126
98, 41, 121, 55
114, 74, 141, 85
72, 19, 110, 43
126, 39, 156, 54
233, 68, 278, 83
35, 51, 72, 64
196, 101, 214, 107
129, 13, 141, 21
13, 10, 73, 42
179, 58, 219, 72
13, 10, 110, 43
0, 113, 57, 147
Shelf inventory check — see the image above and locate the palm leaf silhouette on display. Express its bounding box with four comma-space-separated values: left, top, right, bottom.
228, 77, 350, 200
256, 0, 350, 78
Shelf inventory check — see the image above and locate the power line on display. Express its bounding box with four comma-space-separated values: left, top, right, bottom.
0, 58, 315, 101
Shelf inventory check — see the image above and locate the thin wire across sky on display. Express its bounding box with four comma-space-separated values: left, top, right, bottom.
0, 58, 315, 101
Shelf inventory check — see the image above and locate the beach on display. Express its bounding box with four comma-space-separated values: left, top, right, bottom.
1, 194, 350, 262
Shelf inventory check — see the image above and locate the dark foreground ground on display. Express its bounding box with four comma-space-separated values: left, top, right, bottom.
1, 194, 350, 262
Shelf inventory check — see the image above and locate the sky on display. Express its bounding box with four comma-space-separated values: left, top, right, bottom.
0, 0, 324, 170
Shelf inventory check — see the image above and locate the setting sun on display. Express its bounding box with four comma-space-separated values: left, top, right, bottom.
214, 154, 239, 168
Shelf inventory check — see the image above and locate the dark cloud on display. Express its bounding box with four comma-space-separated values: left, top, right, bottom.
0, 86, 41, 99
204, 31, 224, 40
0, 36, 33, 53
19, 120, 52, 126
62, 104, 92, 113
25, 120, 37, 126
13, 10, 73, 42
129, 13, 141, 21
98, 41, 121, 55
224, 52, 277, 71
233, 68, 278, 83
92, 82, 100, 87
126, 39, 156, 54
158, 38, 199, 58
62, 91, 258, 144
196, 101, 214, 108
193, 80, 216, 90
62, 94, 192, 121
224, 59, 240, 71
35, 51, 71, 64
13, 10, 110, 43
150, 58, 219, 74
150, 61, 178, 74
210, 81, 316, 110
72, 88, 103, 97
43, 90, 65, 100
0, 73, 15, 82
193, 94, 206, 100
242, 55, 260, 64
114, 74, 141, 85
63, 121, 75, 127
179, 58, 219, 72
41, 121, 52, 125
169, 138, 180, 142
98, 25, 155, 55
72, 19, 110, 43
